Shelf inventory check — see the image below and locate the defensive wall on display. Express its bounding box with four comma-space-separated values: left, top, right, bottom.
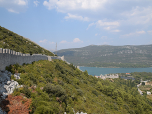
0, 48, 65, 71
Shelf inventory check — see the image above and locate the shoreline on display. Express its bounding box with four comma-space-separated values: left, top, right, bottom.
79, 67, 152, 76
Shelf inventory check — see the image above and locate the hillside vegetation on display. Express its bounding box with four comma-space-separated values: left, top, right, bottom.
56, 45, 152, 67
0, 26, 54, 56
3, 60, 152, 114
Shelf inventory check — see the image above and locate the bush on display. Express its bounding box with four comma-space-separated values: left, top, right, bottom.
142, 82, 145, 85
58, 80, 64, 86
5, 64, 24, 74
17, 79, 24, 85
20, 86, 31, 98
92, 90, 98, 96
4, 95, 32, 114
45, 77, 53, 83
76, 89, 83, 96
43, 84, 67, 102
55, 63, 62, 71
69, 63, 76, 70
28, 74, 38, 85
34, 105, 54, 114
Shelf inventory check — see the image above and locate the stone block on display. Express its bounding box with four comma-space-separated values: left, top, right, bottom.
3, 49, 6, 53
0, 48, 3, 53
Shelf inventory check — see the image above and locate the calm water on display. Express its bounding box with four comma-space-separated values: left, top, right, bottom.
79, 66, 152, 76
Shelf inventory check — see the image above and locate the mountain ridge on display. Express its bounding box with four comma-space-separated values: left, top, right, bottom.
56, 44, 152, 67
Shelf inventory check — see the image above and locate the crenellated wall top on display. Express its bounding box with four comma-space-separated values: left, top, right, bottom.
0, 48, 47, 57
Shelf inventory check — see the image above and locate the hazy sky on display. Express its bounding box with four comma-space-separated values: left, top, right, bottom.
0, 0, 152, 51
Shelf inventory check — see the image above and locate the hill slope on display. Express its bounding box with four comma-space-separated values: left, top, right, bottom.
0, 26, 54, 56
56, 45, 152, 67
4, 60, 152, 114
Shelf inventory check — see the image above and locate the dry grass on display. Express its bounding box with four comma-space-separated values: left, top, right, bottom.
139, 85, 152, 91
147, 95, 152, 100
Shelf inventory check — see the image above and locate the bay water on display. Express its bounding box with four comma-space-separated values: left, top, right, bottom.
79, 66, 152, 76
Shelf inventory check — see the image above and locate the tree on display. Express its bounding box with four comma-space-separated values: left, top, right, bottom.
3, 95, 32, 114
142, 82, 145, 85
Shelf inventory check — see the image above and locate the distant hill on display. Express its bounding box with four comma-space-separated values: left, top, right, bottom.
56, 45, 152, 67
0, 26, 54, 56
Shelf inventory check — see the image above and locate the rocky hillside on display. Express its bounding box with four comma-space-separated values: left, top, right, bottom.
0, 26, 54, 56
56, 45, 152, 67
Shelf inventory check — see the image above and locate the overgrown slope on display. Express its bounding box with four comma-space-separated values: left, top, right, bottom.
5, 60, 152, 114
56, 45, 152, 67
0, 26, 54, 56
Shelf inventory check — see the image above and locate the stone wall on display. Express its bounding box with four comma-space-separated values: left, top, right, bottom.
0, 48, 65, 71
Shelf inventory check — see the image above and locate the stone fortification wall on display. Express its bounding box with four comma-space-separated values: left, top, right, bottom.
47, 56, 65, 62
50, 56, 63, 60
0, 48, 48, 71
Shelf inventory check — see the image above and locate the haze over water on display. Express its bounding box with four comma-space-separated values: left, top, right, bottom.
79, 67, 152, 76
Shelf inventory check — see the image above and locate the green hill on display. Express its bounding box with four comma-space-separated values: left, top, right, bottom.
0, 26, 54, 56
56, 45, 152, 67
5, 60, 152, 114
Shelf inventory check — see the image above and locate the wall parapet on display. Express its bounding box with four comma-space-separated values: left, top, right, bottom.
0, 48, 65, 71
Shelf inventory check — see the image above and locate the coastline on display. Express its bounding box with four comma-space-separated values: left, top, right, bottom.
79, 66, 152, 76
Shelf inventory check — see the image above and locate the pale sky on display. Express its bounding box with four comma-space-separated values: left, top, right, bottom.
0, 0, 152, 51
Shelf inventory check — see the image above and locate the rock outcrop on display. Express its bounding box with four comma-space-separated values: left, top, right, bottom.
0, 107, 6, 114
0, 70, 22, 113
0, 70, 12, 100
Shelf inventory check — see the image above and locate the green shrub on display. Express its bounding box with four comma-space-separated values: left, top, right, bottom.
20, 86, 31, 98
17, 79, 24, 85
58, 80, 64, 86
92, 90, 98, 96
28, 74, 38, 85
34, 105, 54, 114
55, 63, 62, 71
76, 89, 83, 96
43, 84, 66, 98
45, 78, 53, 83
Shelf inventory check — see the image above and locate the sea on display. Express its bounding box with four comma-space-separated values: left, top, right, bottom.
79, 66, 152, 76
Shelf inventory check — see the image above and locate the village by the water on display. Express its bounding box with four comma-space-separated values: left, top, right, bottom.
95, 73, 152, 96
95, 73, 119, 80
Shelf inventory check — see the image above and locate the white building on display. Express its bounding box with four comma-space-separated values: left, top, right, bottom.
95, 74, 119, 80
147, 91, 151, 95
